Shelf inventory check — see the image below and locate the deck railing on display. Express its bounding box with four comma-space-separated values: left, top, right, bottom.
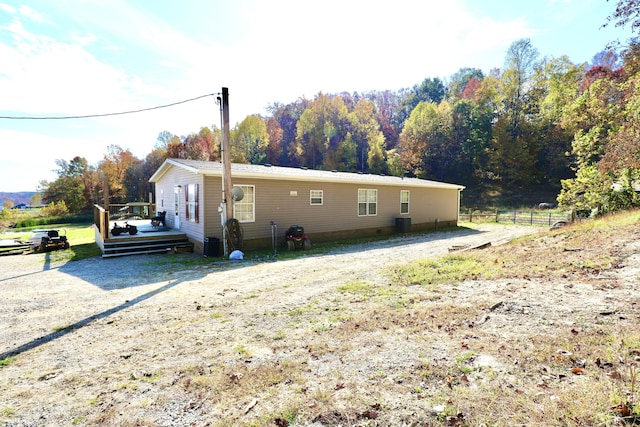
107, 203, 155, 219
93, 205, 109, 250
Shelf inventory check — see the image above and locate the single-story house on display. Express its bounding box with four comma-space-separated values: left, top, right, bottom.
149, 158, 465, 254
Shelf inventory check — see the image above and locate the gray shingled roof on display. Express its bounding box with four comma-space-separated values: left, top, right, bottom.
151, 158, 465, 190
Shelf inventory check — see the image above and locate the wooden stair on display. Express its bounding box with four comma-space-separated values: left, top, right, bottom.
102, 236, 193, 258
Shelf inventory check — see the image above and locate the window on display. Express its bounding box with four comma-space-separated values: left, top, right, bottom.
400, 190, 410, 214
185, 184, 199, 223
234, 185, 255, 222
310, 190, 323, 205
358, 189, 377, 216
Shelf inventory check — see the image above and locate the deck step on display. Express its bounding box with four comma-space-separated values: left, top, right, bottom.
104, 242, 187, 252
102, 248, 174, 258
102, 236, 193, 258
104, 239, 190, 249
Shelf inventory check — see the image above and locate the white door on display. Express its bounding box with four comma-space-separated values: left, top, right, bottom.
174, 187, 180, 229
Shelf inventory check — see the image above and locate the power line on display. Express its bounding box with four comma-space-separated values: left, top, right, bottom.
0, 93, 219, 120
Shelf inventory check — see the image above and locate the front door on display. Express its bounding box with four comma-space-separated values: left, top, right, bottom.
174, 187, 180, 229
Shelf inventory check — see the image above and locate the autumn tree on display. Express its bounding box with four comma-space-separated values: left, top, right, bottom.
532, 56, 584, 185
450, 98, 492, 184
98, 145, 140, 204
483, 39, 542, 186
40, 156, 96, 213
447, 68, 484, 102
398, 78, 446, 126
294, 94, 349, 169
348, 99, 386, 172
265, 117, 284, 165
269, 98, 310, 167
166, 133, 185, 158
30, 192, 42, 207
232, 115, 269, 164
182, 127, 220, 161
123, 159, 146, 201
604, 0, 640, 33
398, 101, 451, 179
558, 59, 626, 212
364, 90, 402, 149
500, 38, 540, 134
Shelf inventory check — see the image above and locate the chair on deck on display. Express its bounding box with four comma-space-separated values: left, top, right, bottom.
151, 211, 166, 228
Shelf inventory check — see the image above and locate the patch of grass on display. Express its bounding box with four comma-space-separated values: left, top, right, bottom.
337, 280, 406, 302
389, 253, 504, 288
268, 405, 302, 426
139, 372, 162, 383
454, 351, 475, 364
235, 344, 253, 358
116, 381, 138, 391
1, 407, 15, 416
391, 210, 640, 290
0, 357, 17, 367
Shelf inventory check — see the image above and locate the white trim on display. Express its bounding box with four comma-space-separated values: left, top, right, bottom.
152, 158, 465, 191
234, 184, 255, 223
357, 188, 378, 217
310, 190, 323, 205
400, 190, 410, 214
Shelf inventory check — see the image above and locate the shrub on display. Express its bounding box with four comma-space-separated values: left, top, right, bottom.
41, 201, 69, 217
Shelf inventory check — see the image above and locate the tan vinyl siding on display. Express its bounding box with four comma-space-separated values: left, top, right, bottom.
155, 167, 206, 244
202, 176, 224, 240
227, 178, 460, 241
151, 159, 463, 252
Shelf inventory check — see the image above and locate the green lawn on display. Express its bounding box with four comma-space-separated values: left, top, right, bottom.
0, 223, 101, 261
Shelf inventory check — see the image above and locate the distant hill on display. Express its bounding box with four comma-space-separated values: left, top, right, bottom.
0, 192, 38, 206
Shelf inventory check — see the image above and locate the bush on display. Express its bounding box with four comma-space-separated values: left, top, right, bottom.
0, 208, 14, 221
41, 201, 69, 217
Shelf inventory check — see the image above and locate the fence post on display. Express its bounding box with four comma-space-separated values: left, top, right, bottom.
513, 211, 516, 224
469, 208, 472, 222
549, 212, 552, 226
495, 209, 499, 222
530, 211, 533, 225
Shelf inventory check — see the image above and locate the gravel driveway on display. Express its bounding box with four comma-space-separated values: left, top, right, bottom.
0, 224, 544, 426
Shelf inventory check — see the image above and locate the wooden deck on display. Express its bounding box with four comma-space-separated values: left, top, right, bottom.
98, 220, 192, 258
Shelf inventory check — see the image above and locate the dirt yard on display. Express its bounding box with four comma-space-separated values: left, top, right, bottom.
1, 223, 638, 426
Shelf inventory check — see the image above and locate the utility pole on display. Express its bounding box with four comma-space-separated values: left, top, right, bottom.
220, 87, 233, 255
221, 88, 233, 223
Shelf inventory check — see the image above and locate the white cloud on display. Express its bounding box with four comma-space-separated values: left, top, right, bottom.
18, 5, 44, 22
0, 3, 15, 14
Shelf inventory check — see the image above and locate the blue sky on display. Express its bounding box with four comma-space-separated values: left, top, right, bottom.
0, 0, 633, 192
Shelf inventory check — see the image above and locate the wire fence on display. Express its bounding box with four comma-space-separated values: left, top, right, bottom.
460, 209, 573, 227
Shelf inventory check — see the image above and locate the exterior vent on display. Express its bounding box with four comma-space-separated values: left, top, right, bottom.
264, 163, 272, 167
331, 170, 337, 173
301, 166, 308, 170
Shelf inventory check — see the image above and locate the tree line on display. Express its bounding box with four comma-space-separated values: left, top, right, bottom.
40, 1, 640, 217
